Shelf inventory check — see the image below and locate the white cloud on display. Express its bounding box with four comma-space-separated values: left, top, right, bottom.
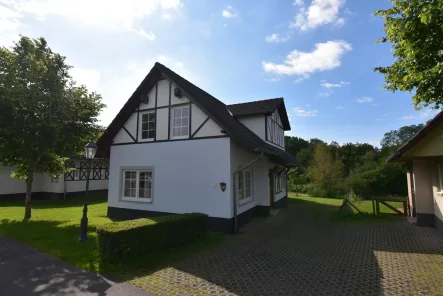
400, 115, 415, 121
265, 33, 289, 43
294, 107, 318, 117
317, 91, 331, 97
70, 67, 101, 90
356, 97, 373, 103
336, 105, 344, 109
290, 0, 346, 31
133, 28, 156, 40
399, 109, 438, 121
0, 0, 182, 45
320, 80, 349, 88
293, 0, 304, 6
294, 74, 310, 84
222, 6, 238, 18
262, 40, 351, 77
265, 78, 280, 82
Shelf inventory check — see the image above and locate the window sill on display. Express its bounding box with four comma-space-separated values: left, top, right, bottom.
171, 135, 189, 140
139, 138, 154, 142
122, 197, 153, 203
238, 197, 254, 206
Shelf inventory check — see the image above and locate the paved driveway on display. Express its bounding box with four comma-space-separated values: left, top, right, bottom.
129, 201, 443, 296
0, 236, 150, 296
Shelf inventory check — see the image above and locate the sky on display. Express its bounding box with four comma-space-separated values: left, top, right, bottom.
0, 0, 437, 147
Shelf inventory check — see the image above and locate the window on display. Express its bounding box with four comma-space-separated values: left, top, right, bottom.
437, 163, 443, 195
141, 112, 155, 140
275, 172, 286, 194
238, 170, 253, 204
172, 107, 189, 137
122, 169, 153, 202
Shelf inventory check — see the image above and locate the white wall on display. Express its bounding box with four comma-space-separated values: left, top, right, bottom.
65, 179, 109, 192
230, 141, 270, 215
413, 159, 434, 214
171, 82, 190, 105
156, 108, 169, 140
0, 166, 27, 194
114, 78, 224, 145
191, 104, 207, 135
239, 116, 265, 141
138, 82, 156, 110
108, 137, 232, 218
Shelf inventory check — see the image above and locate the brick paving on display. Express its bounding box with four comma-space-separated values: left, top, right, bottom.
129, 202, 443, 296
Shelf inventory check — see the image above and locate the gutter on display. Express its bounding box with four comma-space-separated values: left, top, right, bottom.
232, 149, 264, 233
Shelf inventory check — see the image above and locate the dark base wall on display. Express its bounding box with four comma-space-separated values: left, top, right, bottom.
0, 190, 108, 201
274, 195, 288, 208
108, 201, 278, 234
435, 215, 443, 234
416, 213, 435, 227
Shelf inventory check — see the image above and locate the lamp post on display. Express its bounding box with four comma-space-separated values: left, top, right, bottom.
79, 137, 98, 242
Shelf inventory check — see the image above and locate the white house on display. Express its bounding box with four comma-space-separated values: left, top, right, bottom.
96, 62, 298, 232
0, 158, 109, 200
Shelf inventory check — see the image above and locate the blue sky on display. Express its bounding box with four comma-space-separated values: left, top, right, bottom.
0, 0, 436, 146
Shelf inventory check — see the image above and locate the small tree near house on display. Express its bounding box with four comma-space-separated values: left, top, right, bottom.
0, 36, 105, 220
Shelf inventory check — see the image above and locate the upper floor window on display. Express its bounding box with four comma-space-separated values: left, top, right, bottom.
141, 112, 155, 140
172, 107, 189, 138
267, 111, 284, 148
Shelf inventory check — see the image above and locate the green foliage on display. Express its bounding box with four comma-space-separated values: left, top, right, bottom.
97, 213, 208, 263
0, 36, 105, 219
380, 124, 424, 148
307, 143, 345, 197
287, 169, 308, 195
375, 0, 443, 109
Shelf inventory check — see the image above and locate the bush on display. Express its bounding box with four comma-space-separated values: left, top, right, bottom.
97, 213, 208, 263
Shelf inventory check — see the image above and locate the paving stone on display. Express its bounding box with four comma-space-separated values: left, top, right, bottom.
128, 203, 443, 296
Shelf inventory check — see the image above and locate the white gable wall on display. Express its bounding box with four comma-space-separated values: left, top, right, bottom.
108, 137, 232, 218
238, 116, 265, 141
113, 78, 224, 145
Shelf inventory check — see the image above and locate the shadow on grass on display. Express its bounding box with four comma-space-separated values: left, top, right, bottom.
0, 218, 224, 277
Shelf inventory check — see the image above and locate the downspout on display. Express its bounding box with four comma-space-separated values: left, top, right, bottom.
232, 150, 264, 233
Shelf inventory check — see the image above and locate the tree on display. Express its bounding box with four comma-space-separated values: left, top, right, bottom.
0, 36, 105, 220
375, 0, 443, 109
307, 143, 345, 196
380, 124, 424, 149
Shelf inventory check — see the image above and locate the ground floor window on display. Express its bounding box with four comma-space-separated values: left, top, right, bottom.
122, 169, 153, 202
275, 172, 286, 194
238, 170, 253, 203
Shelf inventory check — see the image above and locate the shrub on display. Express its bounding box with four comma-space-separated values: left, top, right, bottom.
97, 213, 208, 263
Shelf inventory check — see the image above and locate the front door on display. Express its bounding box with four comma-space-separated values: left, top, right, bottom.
269, 169, 274, 208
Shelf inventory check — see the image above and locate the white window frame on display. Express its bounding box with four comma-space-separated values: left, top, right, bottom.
121, 168, 153, 203
140, 111, 155, 141
171, 106, 190, 139
238, 169, 253, 205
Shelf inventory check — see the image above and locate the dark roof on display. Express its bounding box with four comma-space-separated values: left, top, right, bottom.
227, 98, 291, 130
387, 110, 443, 162
97, 62, 298, 166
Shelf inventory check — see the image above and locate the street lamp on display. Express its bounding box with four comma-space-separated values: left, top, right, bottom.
79, 137, 98, 242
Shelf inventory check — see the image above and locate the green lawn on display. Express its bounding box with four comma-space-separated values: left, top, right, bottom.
288, 193, 405, 221
0, 197, 223, 274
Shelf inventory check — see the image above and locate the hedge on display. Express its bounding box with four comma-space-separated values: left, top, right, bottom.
97, 213, 208, 263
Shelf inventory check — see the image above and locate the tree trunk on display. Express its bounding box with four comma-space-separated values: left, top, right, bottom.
24, 171, 33, 221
